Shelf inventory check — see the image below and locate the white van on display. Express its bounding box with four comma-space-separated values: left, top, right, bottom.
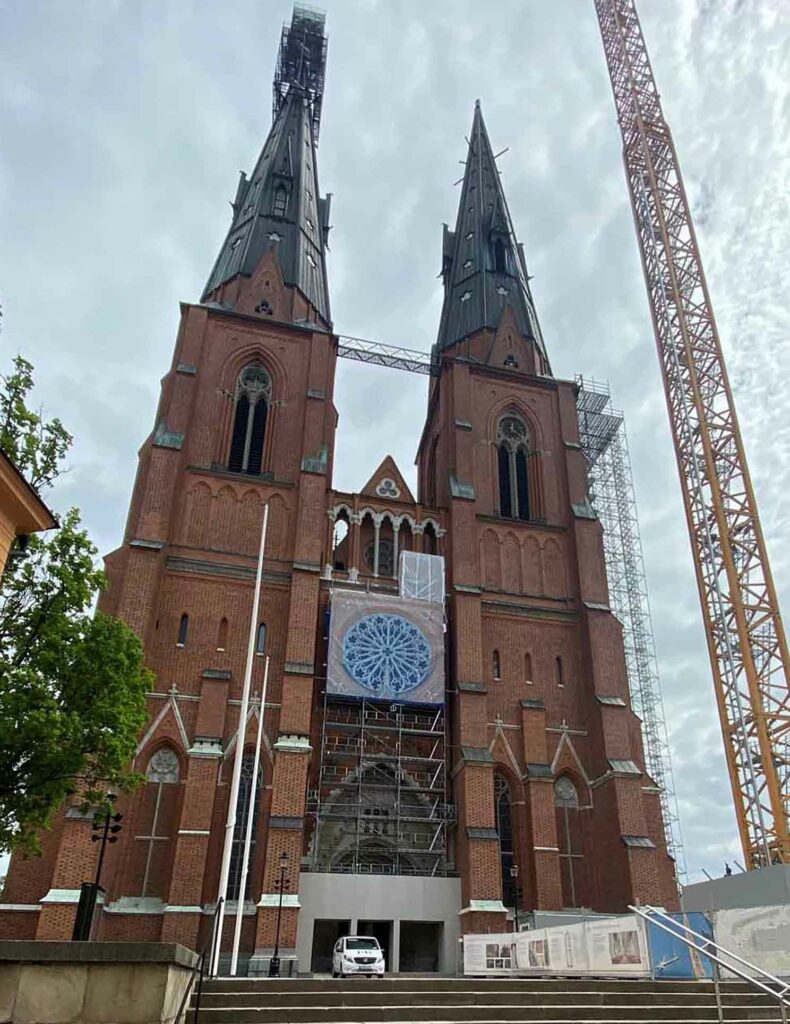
331, 935, 385, 977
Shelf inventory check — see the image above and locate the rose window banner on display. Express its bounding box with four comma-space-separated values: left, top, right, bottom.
327, 591, 445, 705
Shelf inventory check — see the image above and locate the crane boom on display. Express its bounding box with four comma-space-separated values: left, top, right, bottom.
594, 0, 790, 867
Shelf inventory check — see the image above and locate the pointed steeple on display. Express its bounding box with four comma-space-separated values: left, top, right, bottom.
436, 102, 549, 372
202, 6, 331, 329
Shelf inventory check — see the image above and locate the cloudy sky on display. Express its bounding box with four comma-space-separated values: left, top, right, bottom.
2, 0, 789, 886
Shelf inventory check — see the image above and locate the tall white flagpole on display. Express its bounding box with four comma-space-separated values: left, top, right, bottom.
211, 502, 269, 976
230, 654, 269, 976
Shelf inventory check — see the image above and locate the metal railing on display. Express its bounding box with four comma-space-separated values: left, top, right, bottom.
631, 905, 790, 1023
174, 897, 224, 1024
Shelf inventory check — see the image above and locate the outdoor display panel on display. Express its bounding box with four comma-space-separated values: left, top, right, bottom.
463, 916, 650, 977
327, 591, 445, 705
646, 912, 714, 979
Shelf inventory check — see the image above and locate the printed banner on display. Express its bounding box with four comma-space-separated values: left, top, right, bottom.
646, 912, 714, 979
463, 916, 650, 977
327, 591, 445, 705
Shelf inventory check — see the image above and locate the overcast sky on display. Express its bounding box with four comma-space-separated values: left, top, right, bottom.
2, 0, 789, 886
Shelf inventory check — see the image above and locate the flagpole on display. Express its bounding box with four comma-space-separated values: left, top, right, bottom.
230, 654, 269, 976
211, 502, 269, 976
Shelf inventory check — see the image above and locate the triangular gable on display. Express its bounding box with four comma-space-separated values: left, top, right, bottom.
360, 455, 415, 503
135, 697, 189, 763
484, 304, 538, 374
489, 720, 523, 780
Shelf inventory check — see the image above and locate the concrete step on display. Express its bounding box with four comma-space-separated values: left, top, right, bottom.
188, 1005, 783, 1024
201, 978, 757, 994
196, 989, 776, 1009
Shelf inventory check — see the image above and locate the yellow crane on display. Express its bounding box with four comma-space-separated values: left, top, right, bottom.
593, 0, 790, 868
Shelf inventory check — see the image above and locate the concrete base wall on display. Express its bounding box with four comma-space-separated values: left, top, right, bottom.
0, 942, 198, 1024
681, 864, 790, 913
296, 873, 462, 975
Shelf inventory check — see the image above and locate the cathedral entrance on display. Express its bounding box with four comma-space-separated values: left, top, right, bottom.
311, 919, 350, 973
358, 919, 393, 971
399, 921, 442, 972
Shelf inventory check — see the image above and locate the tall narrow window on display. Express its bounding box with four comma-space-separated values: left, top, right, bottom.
228, 754, 262, 901
426, 437, 438, 508
493, 649, 501, 681
497, 415, 531, 520
495, 775, 517, 909
217, 617, 228, 652
177, 613, 189, 647
555, 776, 581, 908
256, 622, 267, 656
525, 652, 533, 684
272, 185, 288, 217
555, 656, 564, 687
228, 364, 272, 475
493, 237, 507, 273
423, 523, 437, 555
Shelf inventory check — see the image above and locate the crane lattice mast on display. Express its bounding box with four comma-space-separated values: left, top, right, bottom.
594, 0, 790, 867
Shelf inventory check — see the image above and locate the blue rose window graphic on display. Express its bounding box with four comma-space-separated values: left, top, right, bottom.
342, 613, 432, 697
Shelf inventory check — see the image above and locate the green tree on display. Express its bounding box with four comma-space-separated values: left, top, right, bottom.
0, 356, 150, 853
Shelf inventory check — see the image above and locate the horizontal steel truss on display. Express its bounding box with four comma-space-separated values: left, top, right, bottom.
595, 0, 790, 867
577, 376, 686, 877
309, 696, 451, 877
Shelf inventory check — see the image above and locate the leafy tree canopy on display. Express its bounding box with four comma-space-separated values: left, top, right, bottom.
0, 356, 151, 853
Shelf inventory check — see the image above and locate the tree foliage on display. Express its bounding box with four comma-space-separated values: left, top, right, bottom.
0, 356, 151, 853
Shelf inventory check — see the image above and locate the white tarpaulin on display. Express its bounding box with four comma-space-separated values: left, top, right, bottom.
713, 904, 790, 979
327, 591, 445, 705
463, 916, 649, 977
398, 551, 445, 604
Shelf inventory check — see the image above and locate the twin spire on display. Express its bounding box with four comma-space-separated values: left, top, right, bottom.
436, 101, 549, 370
203, 10, 549, 374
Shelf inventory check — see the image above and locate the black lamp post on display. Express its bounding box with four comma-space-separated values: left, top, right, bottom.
510, 864, 520, 933
72, 795, 123, 941
268, 852, 290, 978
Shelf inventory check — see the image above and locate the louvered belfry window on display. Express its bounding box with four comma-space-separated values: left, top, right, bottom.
228, 364, 272, 475
497, 415, 531, 521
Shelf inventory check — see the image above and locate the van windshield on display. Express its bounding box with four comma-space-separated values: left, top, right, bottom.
346, 938, 379, 950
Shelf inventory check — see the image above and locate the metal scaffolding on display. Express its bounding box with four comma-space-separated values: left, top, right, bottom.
577, 376, 686, 878
308, 696, 452, 877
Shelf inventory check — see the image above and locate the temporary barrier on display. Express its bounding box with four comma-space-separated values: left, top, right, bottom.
713, 904, 790, 979
645, 911, 714, 979
398, 551, 445, 604
463, 915, 649, 977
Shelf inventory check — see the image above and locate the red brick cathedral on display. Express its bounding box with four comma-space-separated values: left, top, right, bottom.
2, 6, 677, 971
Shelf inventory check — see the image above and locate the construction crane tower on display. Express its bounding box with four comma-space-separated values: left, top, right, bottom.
594, 0, 790, 867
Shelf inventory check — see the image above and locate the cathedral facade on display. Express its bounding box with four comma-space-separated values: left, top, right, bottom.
1, 6, 677, 972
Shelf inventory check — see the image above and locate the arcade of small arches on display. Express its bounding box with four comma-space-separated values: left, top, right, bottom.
324, 504, 445, 581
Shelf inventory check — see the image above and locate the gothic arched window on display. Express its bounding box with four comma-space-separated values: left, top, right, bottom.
217, 616, 228, 652
256, 622, 267, 656
228, 364, 272, 475
493, 649, 501, 681
228, 753, 262, 901
495, 774, 517, 909
555, 776, 581, 908
497, 415, 531, 521
177, 613, 189, 647
139, 747, 180, 897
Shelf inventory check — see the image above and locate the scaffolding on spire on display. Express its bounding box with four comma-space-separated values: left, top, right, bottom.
273, 3, 328, 143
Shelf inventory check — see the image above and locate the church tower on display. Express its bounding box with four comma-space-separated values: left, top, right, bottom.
418, 102, 677, 932
0, 6, 337, 967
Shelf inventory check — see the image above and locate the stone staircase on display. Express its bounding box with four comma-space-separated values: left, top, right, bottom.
190, 976, 788, 1023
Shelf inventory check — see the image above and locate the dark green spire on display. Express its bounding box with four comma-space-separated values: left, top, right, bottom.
436, 102, 549, 369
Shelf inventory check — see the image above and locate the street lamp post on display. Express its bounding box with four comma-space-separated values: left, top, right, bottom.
72, 795, 123, 941
268, 852, 290, 978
